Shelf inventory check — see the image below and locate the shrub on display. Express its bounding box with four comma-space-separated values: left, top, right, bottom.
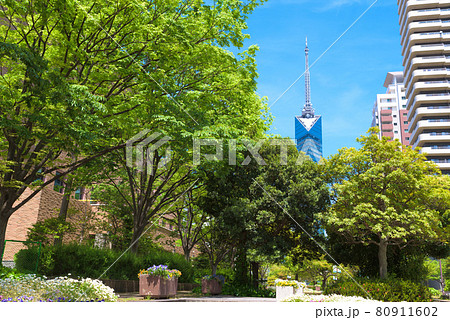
0, 274, 117, 302
27, 217, 74, 246
428, 287, 442, 298
324, 278, 433, 302
0, 266, 28, 279
221, 283, 275, 298
15, 243, 194, 282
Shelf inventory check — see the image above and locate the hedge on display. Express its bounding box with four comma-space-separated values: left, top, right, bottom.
15, 244, 193, 283
324, 278, 433, 302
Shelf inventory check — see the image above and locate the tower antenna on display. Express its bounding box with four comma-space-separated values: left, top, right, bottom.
303, 37, 315, 118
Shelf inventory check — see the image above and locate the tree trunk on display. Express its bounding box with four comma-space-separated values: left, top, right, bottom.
234, 233, 248, 285
378, 239, 388, 279
321, 275, 328, 290
54, 178, 73, 246
251, 261, 259, 288
130, 231, 140, 254
211, 262, 218, 276
130, 222, 146, 253
183, 247, 191, 262
0, 214, 9, 261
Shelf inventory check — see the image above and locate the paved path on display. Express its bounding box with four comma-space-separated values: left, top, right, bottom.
117, 292, 276, 302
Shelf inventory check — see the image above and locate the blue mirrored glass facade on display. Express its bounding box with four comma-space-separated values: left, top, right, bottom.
295, 115, 322, 163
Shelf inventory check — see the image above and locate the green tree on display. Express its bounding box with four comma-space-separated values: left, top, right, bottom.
320, 129, 447, 279
199, 139, 330, 285
168, 188, 208, 262
0, 0, 270, 255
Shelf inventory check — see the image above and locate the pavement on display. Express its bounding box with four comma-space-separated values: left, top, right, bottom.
117, 291, 276, 302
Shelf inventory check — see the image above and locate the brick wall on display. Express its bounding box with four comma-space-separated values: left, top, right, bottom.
37, 187, 101, 244
3, 188, 42, 260
5, 188, 42, 242
152, 226, 200, 258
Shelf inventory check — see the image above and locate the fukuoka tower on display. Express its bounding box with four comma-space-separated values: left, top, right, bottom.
295, 38, 323, 162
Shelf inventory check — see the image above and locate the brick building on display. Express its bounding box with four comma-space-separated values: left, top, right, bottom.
2, 180, 197, 264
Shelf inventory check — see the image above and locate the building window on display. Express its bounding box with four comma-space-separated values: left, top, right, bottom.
404, 129, 408, 132
406, 137, 410, 140
394, 131, 398, 134
404, 121, 408, 124
34, 169, 44, 183
74, 187, 83, 200
53, 173, 64, 193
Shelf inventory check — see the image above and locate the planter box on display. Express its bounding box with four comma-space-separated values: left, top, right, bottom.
201, 279, 222, 295
276, 286, 295, 301
295, 286, 304, 295
139, 275, 178, 298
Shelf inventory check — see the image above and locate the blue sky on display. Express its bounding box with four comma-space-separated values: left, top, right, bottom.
242, 0, 403, 158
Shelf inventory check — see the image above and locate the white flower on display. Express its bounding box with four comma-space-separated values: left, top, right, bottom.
282, 294, 378, 303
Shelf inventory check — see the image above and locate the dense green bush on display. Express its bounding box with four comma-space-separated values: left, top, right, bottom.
0, 266, 28, 279
192, 282, 275, 297
324, 278, 432, 302
221, 283, 275, 298
428, 288, 442, 298
15, 244, 193, 282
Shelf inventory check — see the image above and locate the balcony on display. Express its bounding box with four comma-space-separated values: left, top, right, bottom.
401, 20, 450, 48
407, 79, 450, 98
413, 132, 450, 148
381, 115, 393, 122
403, 44, 450, 71
406, 92, 450, 112
399, 1, 450, 33
408, 105, 450, 127
403, 32, 450, 59
410, 118, 450, 143
420, 146, 450, 157
427, 160, 450, 170
400, 9, 450, 42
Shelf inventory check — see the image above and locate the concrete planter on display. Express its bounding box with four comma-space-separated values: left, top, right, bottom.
201, 279, 223, 295
276, 286, 295, 301
139, 275, 178, 298
295, 286, 304, 295
276, 285, 304, 301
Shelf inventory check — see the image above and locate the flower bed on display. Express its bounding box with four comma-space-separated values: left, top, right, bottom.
0, 274, 117, 302
138, 264, 182, 279
282, 294, 378, 302
138, 265, 181, 298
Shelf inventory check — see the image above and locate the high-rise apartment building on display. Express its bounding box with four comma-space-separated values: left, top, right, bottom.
398, 0, 450, 174
295, 39, 323, 163
372, 71, 411, 146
